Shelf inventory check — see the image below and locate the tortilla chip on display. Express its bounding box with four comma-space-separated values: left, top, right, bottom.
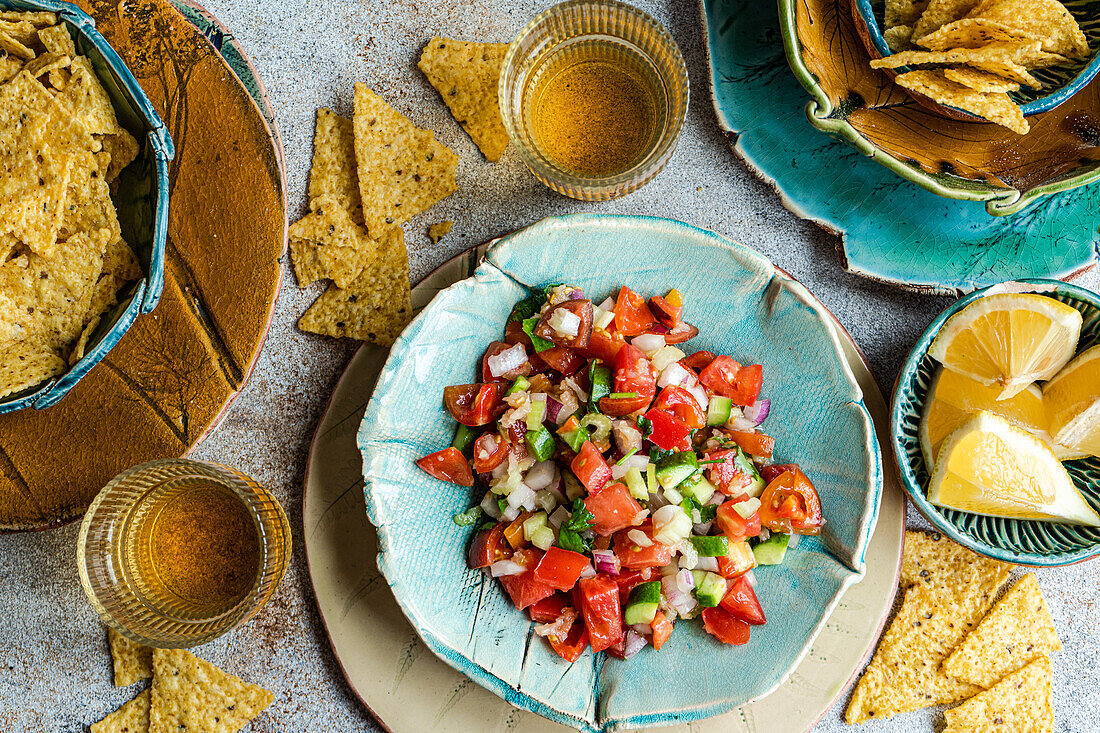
149, 648, 274, 733
70, 314, 99, 364
944, 65, 1021, 92
288, 194, 378, 288
0, 28, 34, 59
894, 70, 1028, 134
99, 129, 139, 183
916, 17, 1039, 50
0, 54, 23, 82
911, 0, 983, 40
418, 38, 510, 162
901, 530, 1013, 590
0, 11, 58, 27
62, 56, 121, 135
59, 151, 122, 244
298, 225, 412, 347
107, 627, 153, 687
886, 0, 929, 28
967, 0, 1088, 57
943, 655, 1053, 733
0, 340, 63, 398
307, 108, 363, 225
942, 573, 1061, 688
352, 84, 459, 237
37, 23, 75, 57
90, 688, 150, 733
428, 220, 453, 243
884, 25, 915, 52
23, 51, 68, 79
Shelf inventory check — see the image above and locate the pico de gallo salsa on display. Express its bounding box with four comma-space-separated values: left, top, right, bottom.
417, 284, 825, 662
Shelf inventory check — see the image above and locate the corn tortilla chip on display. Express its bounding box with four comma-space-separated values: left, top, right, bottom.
0, 11, 58, 27
353, 84, 459, 237
90, 688, 150, 733
916, 17, 1039, 50
886, 0, 928, 28
107, 627, 153, 687
99, 129, 139, 183
70, 314, 99, 364
911, 0, 983, 40
0, 54, 22, 82
37, 23, 75, 57
942, 573, 1061, 688
287, 195, 378, 289
298, 225, 412, 347
901, 530, 1013, 590
0, 340, 64, 399
149, 648, 274, 733
23, 51, 68, 79
62, 55, 121, 135
894, 70, 1028, 133
884, 25, 915, 52
0, 20, 38, 47
428, 220, 453, 243
59, 151, 122, 245
418, 37, 510, 162
943, 655, 1053, 733
967, 0, 1088, 57
307, 108, 363, 225
0, 29, 34, 59
944, 65, 1020, 92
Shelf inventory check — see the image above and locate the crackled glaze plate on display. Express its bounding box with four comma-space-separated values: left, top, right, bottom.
700, 0, 1100, 294
355, 215, 882, 731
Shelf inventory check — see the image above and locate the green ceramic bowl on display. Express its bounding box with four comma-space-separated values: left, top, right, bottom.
892, 280, 1100, 566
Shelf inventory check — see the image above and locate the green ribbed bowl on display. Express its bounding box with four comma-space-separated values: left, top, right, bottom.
892, 280, 1100, 566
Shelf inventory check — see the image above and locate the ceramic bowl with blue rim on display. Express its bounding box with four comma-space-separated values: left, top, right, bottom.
0, 0, 173, 413
892, 279, 1100, 567
357, 214, 883, 731
852, 0, 1100, 117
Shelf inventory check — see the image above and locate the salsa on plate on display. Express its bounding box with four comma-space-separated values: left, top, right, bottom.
418, 284, 824, 661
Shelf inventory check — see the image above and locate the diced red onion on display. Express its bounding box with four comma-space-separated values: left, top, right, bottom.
728, 416, 757, 432
632, 333, 666, 354
694, 556, 719, 573
623, 630, 647, 659
692, 521, 713, 535
549, 506, 570, 528
632, 622, 653, 636
592, 549, 620, 576
744, 398, 771, 425
524, 461, 556, 490
579, 563, 596, 579
488, 343, 528, 378
598, 297, 614, 311
490, 460, 508, 480
649, 323, 669, 335
545, 395, 566, 425
788, 532, 801, 549
744, 569, 757, 588
662, 571, 696, 617
658, 362, 691, 389
759, 528, 771, 542
668, 322, 694, 339
490, 559, 526, 577
546, 476, 566, 502
568, 288, 585, 300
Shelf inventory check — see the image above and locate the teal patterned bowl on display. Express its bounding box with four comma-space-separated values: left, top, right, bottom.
357, 215, 882, 731
0, 0, 173, 413
892, 280, 1100, 566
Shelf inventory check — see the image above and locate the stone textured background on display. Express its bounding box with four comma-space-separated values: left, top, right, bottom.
1, 1, 1097, 731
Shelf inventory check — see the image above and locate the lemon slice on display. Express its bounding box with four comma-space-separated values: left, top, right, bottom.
1044, 344, 1100, 459
928, 293, 1082, 399
919, 368, 1084, 466
929, 411, 1100, 526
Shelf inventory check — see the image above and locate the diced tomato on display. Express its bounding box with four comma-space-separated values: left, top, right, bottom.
535, 346, 585, 376
443, 383, 508, 426
643, 408, 692, 451
720, 575, 766, 625
535, 300, 594, 349
580, 328, 625, 363
653, 386, 706, 429
528, 593, 570, 623
473, 433, 508, 473
613, 566, 658, 605
598, 394, 651, 417
662, 322, 699, 345
724, 430, 775, 458
613, 286, 657, 336
760, 464, 790, 484
499, 549, 555, 610
758, 465, 824, 535
547, 620, 589, 662
584, 482, 642, 536
715, 541, 756, 578
533, 547, 591, 591
571, 441, 612, 493
701, 606, 751, 645
704, 449, 752, 496
468, 523, 511, 568
648, 293, 682, 329
480, 341, 532, 383
504, 511, 535, 549
577, 575, 624, 653
680, 350, 716, 371
716, 499, 762, 543
650, 610, 673, 651
528, 373, 554, 393
698, 357, 763, 406
614, 523, 672, 570
504, 320, 530, 347
613, 343, 657, 401
416, 447, 474, 487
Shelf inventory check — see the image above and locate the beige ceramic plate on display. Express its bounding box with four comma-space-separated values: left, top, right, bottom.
303, 243, 905, 732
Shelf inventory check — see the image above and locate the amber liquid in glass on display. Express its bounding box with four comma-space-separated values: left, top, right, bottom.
122, 478, 261, 621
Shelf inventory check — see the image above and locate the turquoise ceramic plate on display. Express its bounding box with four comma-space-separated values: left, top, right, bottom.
0, 0, 173, 413
892, 279, 1100, 566
357, 215, 882, 731
700, 0, 1100, 294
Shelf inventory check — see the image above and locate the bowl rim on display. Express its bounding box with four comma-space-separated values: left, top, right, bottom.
778, 0, 1100, 217
890, 278, 1100, 567
356, 213, 883, 731
0, 0, 174, 413
851, 0, 1100, 117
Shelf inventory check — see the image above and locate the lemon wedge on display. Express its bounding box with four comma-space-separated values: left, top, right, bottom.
919, 368, 1084, 466
928, 293, 1082, 400
929, 412, 1100, 526
1044, 344, 1100, 459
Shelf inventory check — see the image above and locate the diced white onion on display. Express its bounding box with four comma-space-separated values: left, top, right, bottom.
694, 556, 719, 573
501, 505, 520, 522
490, 560, 526, 577
744, 569, 758, 588
632, 333, 665, 355
487, 343, 528, 378
727, 416, 757, 432
788, 532, 801, 549
480, 491, 502, 519
613, 420, 643, 456
692, 521, 713, 535
662, 571, 696, 618
631, 509, 649, 526
593, 306, 615, 330
734, 497, 762, 518
548, 308, 581, 338
651, 345, 685, 372
525, 461, 556, 490
677, 540, 698, 570
611, 454, 649, 480
507, 484, 536, 509
653, 505, 692, 546
627, 529, 653, 547
535, 489, 557, 514
683, 381, 709, 412
658, 362, 691, 389
579, 563, 596, 579
563, 375, 589, 402
549, 506, 570, 528
598, 297, 615, 311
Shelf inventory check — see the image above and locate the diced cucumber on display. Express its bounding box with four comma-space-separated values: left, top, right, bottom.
623, 581, 662, 625
563, 470, 585, 501
530, 526, 556, 551
734, 449, 766, 497
526, 426, 555, 462
589, 361, 612, 410
691, 535, 730, 557
680, 474, 716, 504
624, 466, 648, 501
523, 511, 548, 541
706, 396, 733, 426
451, 424, 475, 453
753, 532, 790, 565
692, 571, 727, 608
656, 452, 699, 489
559, 427, 588, 453
526, 399, 546, 430
506, 376, 530, 396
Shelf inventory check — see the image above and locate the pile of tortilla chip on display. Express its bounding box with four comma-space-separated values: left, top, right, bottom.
94, 629, 274, 733
0, 11, 143, 399
872, 0, 1091, 134
846, 531, 1062, 731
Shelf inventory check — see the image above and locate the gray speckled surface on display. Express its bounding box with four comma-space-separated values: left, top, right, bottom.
1, 1, 1098, 731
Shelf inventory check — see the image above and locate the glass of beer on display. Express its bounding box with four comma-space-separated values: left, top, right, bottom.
77, 459, 291, 648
